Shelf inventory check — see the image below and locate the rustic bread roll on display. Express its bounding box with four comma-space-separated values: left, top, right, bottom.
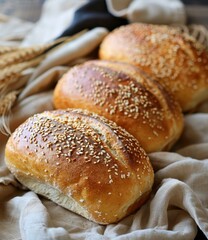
53, 60, 184, 153
5, 109, 154, 225
99, 23, 208, 112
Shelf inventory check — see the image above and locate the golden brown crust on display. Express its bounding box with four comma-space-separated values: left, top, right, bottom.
5, 109, 154, 224
53, 60, 184, 153
99, 23, 208, 112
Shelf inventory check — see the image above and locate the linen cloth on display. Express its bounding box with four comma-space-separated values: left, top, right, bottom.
106, 0, 186, 24
0, 1, 208, 240
21, 0, 186, 46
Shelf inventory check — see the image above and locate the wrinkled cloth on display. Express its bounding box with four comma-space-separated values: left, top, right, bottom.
1, 108, 208, 240
106, 0, 186, 24
22, 0, 88, 45
0, 14, 34, 45
0, 0, 44, 22
21, 0, 186, 46
0, 1, 208, 240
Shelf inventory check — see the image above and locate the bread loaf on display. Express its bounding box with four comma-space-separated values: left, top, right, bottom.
53, 60, 184, 153
99, 23, 208, 112
5, 109, 154, 225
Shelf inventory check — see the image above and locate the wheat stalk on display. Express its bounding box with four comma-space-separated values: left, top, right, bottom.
0, 55, 44, 94
0, 44, 56, 69
0, 90, 20, 135
188, 24, 208, 49
0, 114, 12, 136
0, 45, 19, 55
0, 36, 70, 69
0, 30, 88, 135
0, 30, 87, 94
175, 24, 208, 50
0, 90, 19, 115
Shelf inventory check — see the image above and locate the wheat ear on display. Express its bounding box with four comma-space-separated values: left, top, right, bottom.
0, 55, 44, 94
0, 90, 20, 135
175, 24, 208, 49
0, 45, 19, 55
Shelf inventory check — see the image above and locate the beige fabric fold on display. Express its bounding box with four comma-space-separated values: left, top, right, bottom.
28, 27, 108, 81
0, 14, 34, 46
1, 141, 208, 239
106, 0, 186, 24
22, 0, 88, 46
0, 1, 208, 240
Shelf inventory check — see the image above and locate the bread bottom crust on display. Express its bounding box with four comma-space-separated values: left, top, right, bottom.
6, 165, 91, 221
6, 160, 152, 225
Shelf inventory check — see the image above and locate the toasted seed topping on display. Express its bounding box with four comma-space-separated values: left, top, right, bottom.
70, 63, 167, 133
13, 109, 152, 185
100, 23, 208, 95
